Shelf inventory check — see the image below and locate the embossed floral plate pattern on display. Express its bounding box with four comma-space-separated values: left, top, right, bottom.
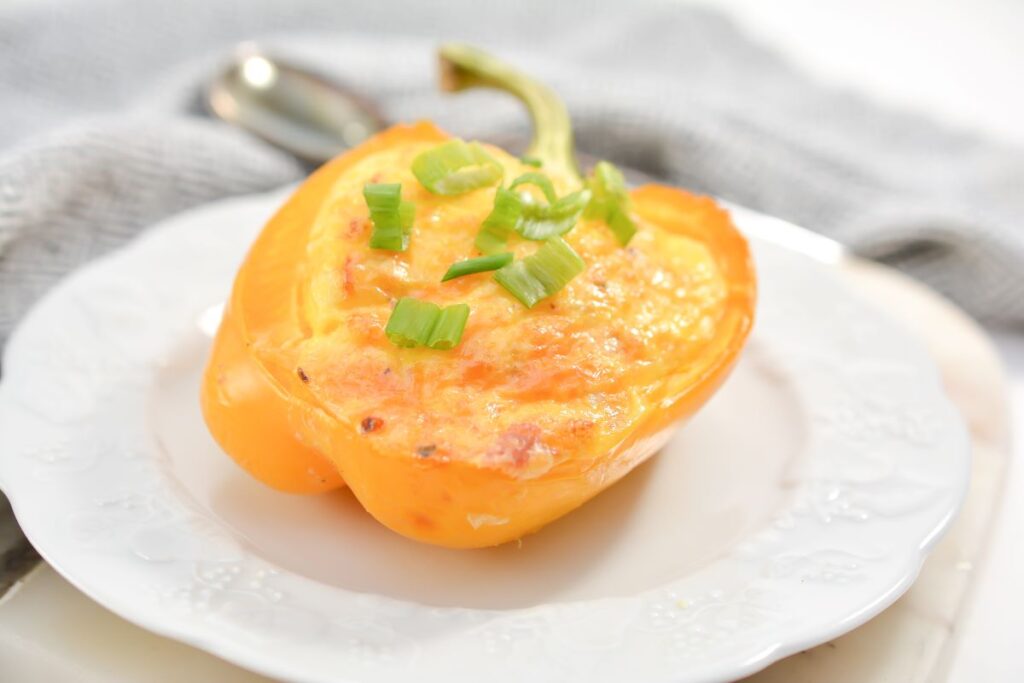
0, 190, 968, 683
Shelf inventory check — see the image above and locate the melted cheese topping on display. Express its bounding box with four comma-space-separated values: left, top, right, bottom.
293, 143, 728, 477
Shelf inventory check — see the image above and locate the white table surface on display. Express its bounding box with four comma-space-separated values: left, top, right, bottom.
700, 2, 1024, 680
1, 1, 1021, 681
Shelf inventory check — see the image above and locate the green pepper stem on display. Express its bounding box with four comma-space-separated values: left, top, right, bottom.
438, 44, 581, 185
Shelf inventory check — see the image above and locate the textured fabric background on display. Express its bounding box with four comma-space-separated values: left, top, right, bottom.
1, 0, 1023, 358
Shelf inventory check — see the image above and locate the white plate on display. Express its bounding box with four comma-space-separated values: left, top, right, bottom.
0, 190, 968, 683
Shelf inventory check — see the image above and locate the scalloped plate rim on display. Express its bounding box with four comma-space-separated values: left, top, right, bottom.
0, 189, 970, 683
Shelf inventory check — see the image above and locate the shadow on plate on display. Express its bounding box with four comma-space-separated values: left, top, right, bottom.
152, 326, 801, 609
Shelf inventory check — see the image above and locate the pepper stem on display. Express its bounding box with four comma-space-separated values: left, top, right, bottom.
438, 44, 581, 185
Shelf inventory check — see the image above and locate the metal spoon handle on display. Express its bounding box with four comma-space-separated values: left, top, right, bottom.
206, 44, 384, 165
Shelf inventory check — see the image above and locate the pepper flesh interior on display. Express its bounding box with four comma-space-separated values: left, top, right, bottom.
200, 122, 755, 548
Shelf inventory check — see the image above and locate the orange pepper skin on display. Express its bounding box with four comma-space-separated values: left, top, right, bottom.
201, 122, 755, 548
200, 124, 441, 494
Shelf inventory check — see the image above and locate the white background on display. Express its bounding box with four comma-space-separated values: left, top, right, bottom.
699, 1, 1023, 680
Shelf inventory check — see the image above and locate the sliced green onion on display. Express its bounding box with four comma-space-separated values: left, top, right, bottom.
442, 253, 513, 282
606, 204, 637, 246
585, 161, 636, 245
412, 139, 503, 195
399, 201, 415, 230
520, 155, 543, 168
475, 187, 523, 254
385, 298, 439, 347
505, 172, 589, 241
516, 189, 590, 240
509, 172, 557, 203
493, 261, 546, 308
527, 237, 586, 294
584, 161, 628, 219
426, 304, 470, 349
477, 174, 590, 253
494, 237, 585, 308
385, 298, 470, 349
364, 183, 413, 251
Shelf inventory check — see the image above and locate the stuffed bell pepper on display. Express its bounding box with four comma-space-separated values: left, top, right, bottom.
201, 44, 756, 548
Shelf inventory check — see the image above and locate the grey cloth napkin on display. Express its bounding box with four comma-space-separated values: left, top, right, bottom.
2, 0, 1024, 354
